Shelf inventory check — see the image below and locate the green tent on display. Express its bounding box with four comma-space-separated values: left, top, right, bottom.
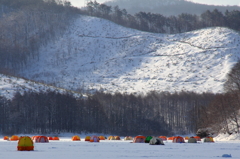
145, 136, 153, 143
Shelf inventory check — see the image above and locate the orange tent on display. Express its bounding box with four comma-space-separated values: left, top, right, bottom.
3, 136, 9, 140
98, 136, 105, 140
34, 136, 49, 143
90, 136, 99, 142
72, 136, 81, 141
115, 136, 121, 140
85, 136, 91, 141
173, 136, 185, 143
10, 135, 19, 141
52, 137, 60, 140
133, 136, 146, 143
48, 137, 53, 140
194, 136, 201, 141
167, 136, 175, 140
17, 136, 34, 151
159, 136, 167, 141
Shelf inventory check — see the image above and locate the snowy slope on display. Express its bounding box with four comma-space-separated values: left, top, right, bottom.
20, 15, 240, 95
0, 74, 82, 99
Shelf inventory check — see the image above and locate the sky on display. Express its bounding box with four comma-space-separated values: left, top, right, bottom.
69, 0, 240, 8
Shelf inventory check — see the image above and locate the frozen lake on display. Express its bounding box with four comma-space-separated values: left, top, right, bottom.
1, 138, 240, 159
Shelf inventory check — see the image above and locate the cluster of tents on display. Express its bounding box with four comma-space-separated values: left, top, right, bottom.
166, 136, 214, 143
2, 135, 214, 151
132, 135, 214, 144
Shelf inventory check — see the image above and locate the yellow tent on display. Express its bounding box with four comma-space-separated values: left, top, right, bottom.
17, 136, 34, 151
108, 136, 115, 140
85, 136, 91, 141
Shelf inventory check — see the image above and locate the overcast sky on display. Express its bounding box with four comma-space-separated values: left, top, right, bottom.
69, 0, 240, 8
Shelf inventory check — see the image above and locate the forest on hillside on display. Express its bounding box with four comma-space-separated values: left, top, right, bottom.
0, 0, 81, 73
105, 0, 240, 16
84, 1, 240, 34
0, 61, 240, 136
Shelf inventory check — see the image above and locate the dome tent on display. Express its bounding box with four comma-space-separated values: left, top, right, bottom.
10, 135, 19, 141
17, 136, 34, 151
34, 136, 49, 143
204, 137, 214, 142
167, 136, 174, 140
90, 136, 99, 142
159, 136, 167, 141
124, 136, 133, 140
172, 136, 185, 143
194, 136, 201, 141
108, 136, 115, 140
145, 136, 153, 143
99, 136, 105, 140
188, 137, 197, 143
133, 136, 146, 143
85, 136, 91, 141
149, 137, 164, 145
52, 137, 59, 140
3, 136, 9, 140
115, 136, 121, 140
72, 136, 81, 141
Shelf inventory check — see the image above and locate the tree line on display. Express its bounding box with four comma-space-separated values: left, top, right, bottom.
84, 1, 240, 34
0, 0, 80, 74
0, 90, 213, 136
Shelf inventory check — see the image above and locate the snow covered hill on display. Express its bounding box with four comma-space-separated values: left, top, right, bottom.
0, 74, 82, 99
20, 15, 240, 95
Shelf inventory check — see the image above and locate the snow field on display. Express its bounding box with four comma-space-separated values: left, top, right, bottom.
1, 138, 240, 159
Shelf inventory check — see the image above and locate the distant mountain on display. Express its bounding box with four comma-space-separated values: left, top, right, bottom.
18, 15, 240, 95
105, 0, 240, 16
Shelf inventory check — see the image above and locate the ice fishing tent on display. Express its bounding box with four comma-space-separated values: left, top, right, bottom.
188, 137, 197, 143
98, 136, 105, 140
204, 137, 214, 142
145, 136, 153, 143
115, 136, 121, 140
124, 136, 133, 140
185, 136, 189, 140
35, 136, 49, 143
108, 136, 115, 140
194, 136, 201, 141
133, 136, 146, 143
72, 136, 81, 141
90, 136, 99, 142
52, 137, 60, 140
167, 136, 174, 140
85, 136, 91, 141
3, 136, 8, 140
149, 137, 164, 145
172, 136, 185, 143
48, 137, 53, 140
159, 136, 167, 141
10, 135, 19, 141
17, 136, 34, 151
